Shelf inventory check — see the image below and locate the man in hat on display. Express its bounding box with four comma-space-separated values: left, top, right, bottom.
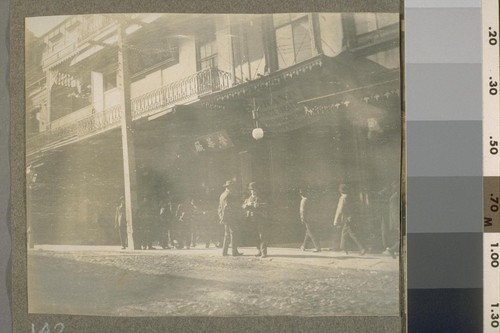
333, 184, 366, 255
114, 196, 128, 249
242, 182, 268, 258
218, 180, 243, 256
299, 188, 321, 253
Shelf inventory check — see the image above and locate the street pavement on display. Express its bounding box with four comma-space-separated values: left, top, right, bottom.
28, 244, 401, 317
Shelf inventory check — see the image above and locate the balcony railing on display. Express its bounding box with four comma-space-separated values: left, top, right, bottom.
131, 67, 232, 116
27, 68, 232, 155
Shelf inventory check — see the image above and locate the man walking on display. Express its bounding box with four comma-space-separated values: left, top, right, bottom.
218, 180, 243, 256
333, 184, 366, 255
242, 182, 268, 258
299, 188, 321, 253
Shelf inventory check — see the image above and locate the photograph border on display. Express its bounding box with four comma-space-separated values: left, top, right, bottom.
10, 0, 405, 332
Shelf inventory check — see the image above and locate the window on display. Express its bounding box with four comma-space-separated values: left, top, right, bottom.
345, 13, 399, 53
232, 20, 266, 82
273, 14, 313, 69
128, 38, 179, 77
197, 29, 217, 71
48, 30, 64, 52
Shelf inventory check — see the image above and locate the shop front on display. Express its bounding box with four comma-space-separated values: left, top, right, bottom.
194, 53, 402, 247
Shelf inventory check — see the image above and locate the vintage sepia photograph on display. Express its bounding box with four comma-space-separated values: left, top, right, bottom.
25, 13, 402, 317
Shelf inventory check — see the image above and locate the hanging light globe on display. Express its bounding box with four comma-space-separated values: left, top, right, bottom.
252, 127, 264, 140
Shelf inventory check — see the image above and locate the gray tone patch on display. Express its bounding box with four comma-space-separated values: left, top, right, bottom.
406, 8, 481, 64
407, 121, 482, 177
406, 0, 479, 8
407, 176, 482, 233
407, 232, 482, 289
406, 64, 481, 121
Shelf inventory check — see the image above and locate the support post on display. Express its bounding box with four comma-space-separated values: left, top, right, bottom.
116, 21, 140, 250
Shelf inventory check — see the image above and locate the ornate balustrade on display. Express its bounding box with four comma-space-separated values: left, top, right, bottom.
27, 68, 232, 155
76, 105, 122, 136
131, 68, 232, 117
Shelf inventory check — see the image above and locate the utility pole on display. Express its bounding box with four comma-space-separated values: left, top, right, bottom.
116, 17, 140, 250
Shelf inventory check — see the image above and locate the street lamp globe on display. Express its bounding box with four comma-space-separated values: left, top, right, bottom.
252, 127, 264, 140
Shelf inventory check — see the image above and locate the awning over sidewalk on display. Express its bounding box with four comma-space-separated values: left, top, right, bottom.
200, 52, 401, 135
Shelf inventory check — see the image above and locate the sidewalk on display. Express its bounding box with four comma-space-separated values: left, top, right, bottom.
30, 244, 399, 272
28, 244, 400, 316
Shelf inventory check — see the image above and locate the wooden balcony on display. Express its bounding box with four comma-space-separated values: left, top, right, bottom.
42, 15, 117, 69
26, 68, 232, 156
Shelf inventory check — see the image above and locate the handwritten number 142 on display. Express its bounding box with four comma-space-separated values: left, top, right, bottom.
32, 323, 64, 333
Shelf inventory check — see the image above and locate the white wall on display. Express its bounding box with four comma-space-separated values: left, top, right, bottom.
162, 38, 197, 84
104, 88, 120, 109
91, 71, 104, 112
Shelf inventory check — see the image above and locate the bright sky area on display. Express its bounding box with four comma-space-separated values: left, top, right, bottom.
26, 16, 69, 37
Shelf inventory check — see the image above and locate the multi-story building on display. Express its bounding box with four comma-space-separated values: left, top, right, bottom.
26, 13, 401, 246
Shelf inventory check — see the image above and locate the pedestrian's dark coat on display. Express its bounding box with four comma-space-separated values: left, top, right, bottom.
243, 189, 269, 256
218, 190, 240, 224
176, 200, 197, 223
159, 202, 172, 224
242, 193, 267, 220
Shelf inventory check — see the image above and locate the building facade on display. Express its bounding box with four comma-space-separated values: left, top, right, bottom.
26, 13, 401, 247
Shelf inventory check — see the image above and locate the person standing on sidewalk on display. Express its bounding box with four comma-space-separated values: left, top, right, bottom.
198, 183, 222, 249
242, 182, 269, 258
299, 188, 321, 253
333, 184, 366, 255
138, 196, 156, 250
176, 196, 198, 249
218, 180, 243, 256
159, 197, 174, 249
114, 196, 128, 249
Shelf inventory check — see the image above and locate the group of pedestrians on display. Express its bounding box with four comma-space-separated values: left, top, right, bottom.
299, 184, 366, 255
114, 180, 399, 258
218, 181, 268, 257
135, 195, 221, 251
114, 180, 269, 257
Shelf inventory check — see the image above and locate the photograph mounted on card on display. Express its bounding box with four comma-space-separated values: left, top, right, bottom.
25, 12, 402, 317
